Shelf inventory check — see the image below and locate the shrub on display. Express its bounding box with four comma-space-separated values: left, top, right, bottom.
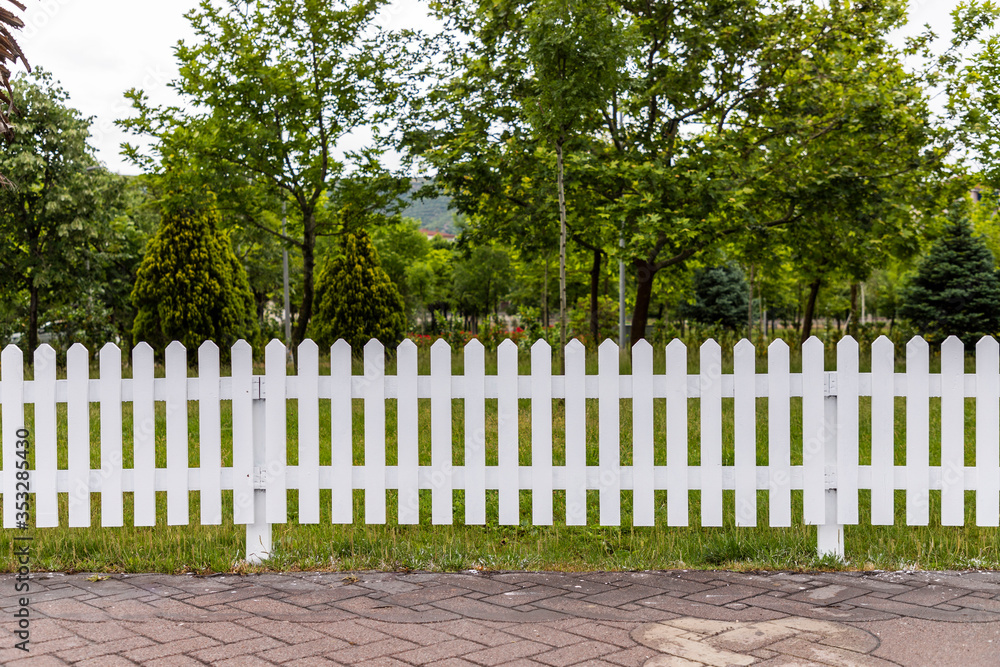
681, 263, 749, 330
311, 230, 406, 351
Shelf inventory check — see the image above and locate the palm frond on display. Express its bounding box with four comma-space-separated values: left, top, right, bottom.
0, 0, 30, 143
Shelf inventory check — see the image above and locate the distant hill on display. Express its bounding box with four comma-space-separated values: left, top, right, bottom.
399, 179, 459, 234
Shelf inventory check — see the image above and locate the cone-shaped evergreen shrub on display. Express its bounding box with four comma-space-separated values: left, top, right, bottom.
131, 192, 259, 352
900, 218, 1000, 344
682, 262, 749, 330
311, 230, 406, 351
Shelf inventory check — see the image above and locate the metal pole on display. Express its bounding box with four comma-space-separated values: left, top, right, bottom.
282, 202, 291, 345
618, 233, 625, 348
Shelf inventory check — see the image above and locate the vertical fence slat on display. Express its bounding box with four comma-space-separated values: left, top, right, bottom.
34, 345, 57, 527
498, 339, 519, 525
2, 345, 23, 529
364, 340, 386, 524
265, 339, 288, 524
700, 339, 722, 526
331, 340, 353, 523
100, 343, 124, 527
465, 339, 486, 525
531, 340, 553, 525
397, 340, 419, 524
666, 340, 688, 526
632, 339, 654, 527
231, 340, 254, 525
941, 336, 965, 526
734, 339, 755, 527
870, 336, 895, 525
198, 342, 222, 525
802, 337, 825, 525
976, 336, 1000, 526
906, 336, 929, 526
836, 336, 859, 525
298, 340, 320, 524
598, 340, 621, 526
165, 341, 188, 525
67, 344, 90, 527
431, 339, 453, 524
565, 339, 586, 525
768, 340, 791, 527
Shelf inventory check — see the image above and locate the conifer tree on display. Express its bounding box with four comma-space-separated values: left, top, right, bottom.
900, 218, 1000, 345
311, 230, 406, 351
132, 188, 259, 352
682, 263, 749, 331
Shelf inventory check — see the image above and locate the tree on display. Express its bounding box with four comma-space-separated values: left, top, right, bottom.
310, 229, 406, 351
131, 187, 259, 352
452, 243, 514, 331
0, 70, 130, 354
899, 216, 1000, 345
119, 0, 419, 347
682, 263, 749, 331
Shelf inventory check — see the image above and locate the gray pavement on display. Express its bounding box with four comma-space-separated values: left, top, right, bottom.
2, 569, 1000, 665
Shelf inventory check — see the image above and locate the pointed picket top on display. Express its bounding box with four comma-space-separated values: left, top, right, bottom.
700, 338, 720, 353
599, 338, 620, 355
632, 337, 652, 355
364, 337, 384, 352
565, 337, 585, 353
837, 334, 858, 354
266, 338, 286, 355
465, 337, 484, 352
34, 343, 56, 373
667, 338, 687, 353
1, 342, 22, 366
907, 335, 929, 353
397, 337, 417, 354
431, 337, 452, 354
531, 337, 551, 354
298, 338, 318, 358
198, 339, 220, 356
768, 338, 788, 354
734, 338, 754, 354
231, 339, 251, 356
872, 335, 894, 354
332, 338, 351, 356
498, 338, 518, 352
802, 336, 824, 355
942, 335, 964, 359
166, 340, 186, 354
977, 335, 999, 354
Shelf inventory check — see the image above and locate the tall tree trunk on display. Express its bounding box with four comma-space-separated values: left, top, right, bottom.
747, 264, 755, 340
848, 282, 859, 338
542, 257, 549, 329
629, 259, 657, 347
589, 246, 601, 343
556, 140, 568, 363
800, 279, 822, 345
28, 283, 39, 356
292, 212, 317, 350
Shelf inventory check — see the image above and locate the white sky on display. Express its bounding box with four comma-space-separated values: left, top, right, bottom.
17, 0, 967, 175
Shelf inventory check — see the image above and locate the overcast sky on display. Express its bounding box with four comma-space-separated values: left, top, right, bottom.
18, 0, 967, 175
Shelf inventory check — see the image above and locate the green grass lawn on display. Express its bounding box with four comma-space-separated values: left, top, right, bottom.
1, 342, 998, 573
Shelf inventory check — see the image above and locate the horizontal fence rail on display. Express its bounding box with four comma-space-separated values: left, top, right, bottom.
0, 335, 998, 562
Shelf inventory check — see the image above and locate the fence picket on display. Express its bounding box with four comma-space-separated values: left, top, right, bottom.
666, 339, 688, 526
465, 339, 486, 525
298, 340, 320, 524
397, 340, 419, 524
632, 339, 654, 527
33, 345, 57, 527
700, 339, 723, 526
532, 340, 553, 525
331, 340, 353, 523
67, 344, 89, 527
565, 339, 586, 525
941, 336, 965, 526
802, 337, 825, 525
906, 336, 930, 526
100, 343, 124, 527
870, 336, 894, 525
768, 340, 791, 527
2, 345, 23, 529
498, 339, 519, 525
598, 340, 621, 525
165, 342, 188, 525
837, 337, 859, 525
364, 340, 386, 524
734, 339, 756, 527
431, 339, 453, 524
976, 336, 1000, 526
231, 340, 254, 525
198, 342, 222, 525
265, 340, 288, 524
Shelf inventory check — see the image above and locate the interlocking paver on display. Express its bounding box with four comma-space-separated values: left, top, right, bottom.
394, 638, 487, 664
462, 639, 550, 666
533, 639, 616, 666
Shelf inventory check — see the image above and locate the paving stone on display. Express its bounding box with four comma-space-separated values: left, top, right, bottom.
191, 636, 286, 662
532, 639, 616, 666
258, 636, 351, 663
480, 585, 568, 608
75, 656, 139, 667
431, 619, 521, 647
55, 635, 155, 663
394, 638, 487, 663
889, 584, 968, 607
462, 638, 550, 665
383, 585, 474, 607
683, 584, 763, 606
788, 584, 869, 606
327, 637, 420, 663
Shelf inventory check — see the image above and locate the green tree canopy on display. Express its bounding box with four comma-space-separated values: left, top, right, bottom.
899, 216, 1000, 345
310, 230, 406, 351
132, 187, 259, 352
682, 263, 749, 332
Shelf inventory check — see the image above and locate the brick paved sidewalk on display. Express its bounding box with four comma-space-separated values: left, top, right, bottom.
2, 569, 1000, 666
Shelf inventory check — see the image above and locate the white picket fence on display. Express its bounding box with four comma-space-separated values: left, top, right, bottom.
1, 334, 998, 563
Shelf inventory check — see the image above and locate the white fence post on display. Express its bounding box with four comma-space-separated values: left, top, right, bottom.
817, 340, 845, 559
246, 367, 271, 564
